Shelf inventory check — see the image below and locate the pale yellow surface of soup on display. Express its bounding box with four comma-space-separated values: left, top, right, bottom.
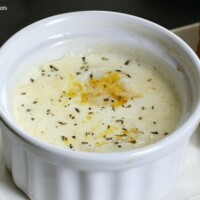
12, 52, 181, 152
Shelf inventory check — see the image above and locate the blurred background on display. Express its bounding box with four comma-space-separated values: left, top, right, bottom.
0, 0, 199, 46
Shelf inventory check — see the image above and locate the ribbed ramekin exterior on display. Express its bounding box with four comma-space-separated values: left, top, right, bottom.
1, 129, 188, 200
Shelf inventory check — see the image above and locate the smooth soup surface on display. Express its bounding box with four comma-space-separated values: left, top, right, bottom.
12, 51, 181, 152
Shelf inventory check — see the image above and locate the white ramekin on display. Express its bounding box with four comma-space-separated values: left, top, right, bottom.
0, 11, 200, 200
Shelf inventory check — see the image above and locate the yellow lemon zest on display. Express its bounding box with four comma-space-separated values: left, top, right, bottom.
64, 71, 141, 108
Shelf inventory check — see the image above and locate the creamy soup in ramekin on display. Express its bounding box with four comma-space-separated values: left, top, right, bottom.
11, 51, 181, 152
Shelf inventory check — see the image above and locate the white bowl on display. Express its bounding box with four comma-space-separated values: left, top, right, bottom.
0, 11, 200, 200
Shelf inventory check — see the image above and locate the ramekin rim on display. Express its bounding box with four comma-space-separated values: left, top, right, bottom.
0, 10, 200, 162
